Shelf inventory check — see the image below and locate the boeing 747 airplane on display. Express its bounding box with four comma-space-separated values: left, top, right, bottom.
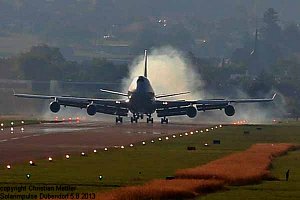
14, 50, 276, 124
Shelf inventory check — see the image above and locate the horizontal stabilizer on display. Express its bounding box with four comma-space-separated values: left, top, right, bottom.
156, 91, 190, 99
100, 89, 128, 97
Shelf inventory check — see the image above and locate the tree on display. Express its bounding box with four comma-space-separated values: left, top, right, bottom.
261, 8, 282, 45
17, 45, 66, 80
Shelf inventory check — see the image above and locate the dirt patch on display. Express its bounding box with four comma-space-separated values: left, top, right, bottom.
176, 143, 298, 185
97, 179, 224, 200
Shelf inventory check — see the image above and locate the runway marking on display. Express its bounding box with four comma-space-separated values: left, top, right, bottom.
33, 134, 40, 137
0, 139, 8, 142
22, 136, 31, 139
11, 137, 19, 140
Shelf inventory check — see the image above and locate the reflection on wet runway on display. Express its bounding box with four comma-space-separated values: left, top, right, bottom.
0, 120, 213, 163
36, 127, 94, 134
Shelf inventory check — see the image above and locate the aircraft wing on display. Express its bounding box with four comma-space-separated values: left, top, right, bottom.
156, 94, 276, 107
14, 93, 129, 115
155, 94, 276, 117
195, 93, 276, 105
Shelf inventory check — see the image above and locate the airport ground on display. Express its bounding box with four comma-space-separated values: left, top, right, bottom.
0, 117, 299, 199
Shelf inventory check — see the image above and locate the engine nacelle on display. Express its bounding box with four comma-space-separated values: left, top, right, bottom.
87, 104, 97, 116
225, 105, 235, 116
186, 106, 197, 118
50, 101, 60, 113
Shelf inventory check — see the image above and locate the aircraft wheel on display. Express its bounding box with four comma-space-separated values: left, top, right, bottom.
131, 116, 138, 123
161, 117, 169, 124
116, 116, 123, 124
147, 118, 153, 123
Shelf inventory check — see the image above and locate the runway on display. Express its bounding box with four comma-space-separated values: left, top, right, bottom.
0, 121, 210, 164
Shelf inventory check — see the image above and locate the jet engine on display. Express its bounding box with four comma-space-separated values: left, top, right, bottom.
186, 106, 197, 118
225, 105, 235, 116
87, 104, 97, 116
50, 101, 60, 113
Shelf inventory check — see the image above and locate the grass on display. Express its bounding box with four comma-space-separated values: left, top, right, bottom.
96, 143, 297, 200
0, 122, 299, 199
0, 34, 40, 56
0, 119, 40, 127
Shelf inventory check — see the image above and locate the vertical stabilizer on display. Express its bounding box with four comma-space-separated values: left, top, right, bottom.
254, 28, 258, 52
144, 50, 148, 77
251, 29, 258, 55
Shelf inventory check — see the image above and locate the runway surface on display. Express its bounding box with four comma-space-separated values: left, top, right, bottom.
0, 121, 210, 164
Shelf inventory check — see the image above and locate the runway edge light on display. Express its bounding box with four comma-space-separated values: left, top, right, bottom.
29, 160, 35, 166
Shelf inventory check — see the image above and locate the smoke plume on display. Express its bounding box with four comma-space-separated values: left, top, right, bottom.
123, 46, 284, 124
123, 46, 205, 100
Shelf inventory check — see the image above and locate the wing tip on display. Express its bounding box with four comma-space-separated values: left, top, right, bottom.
272, 93, 277, 100
12, 89, 16, 95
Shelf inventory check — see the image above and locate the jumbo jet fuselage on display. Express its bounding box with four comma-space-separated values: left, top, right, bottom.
127, 76, 156, 115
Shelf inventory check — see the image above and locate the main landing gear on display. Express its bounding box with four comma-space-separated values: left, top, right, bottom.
146, 114, 153, 124
117, 115, 168, 124
130, 114, 153, 123
130, 116, 138, 123
161, 117, 169, 124
116, 116, 123, 124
